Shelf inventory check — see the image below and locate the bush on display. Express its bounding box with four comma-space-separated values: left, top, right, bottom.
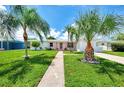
111, 41, 124, 51
32, 41, 40, 50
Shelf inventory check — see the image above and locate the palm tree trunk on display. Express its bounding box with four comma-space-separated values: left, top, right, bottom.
84, 41, 95, 62
23, 27, 29, 59
68, 32, 70, 51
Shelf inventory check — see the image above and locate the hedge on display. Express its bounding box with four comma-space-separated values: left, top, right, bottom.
111, 41, 124, 51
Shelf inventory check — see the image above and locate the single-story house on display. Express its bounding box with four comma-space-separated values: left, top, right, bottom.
43, 40, 77, 51
0, 40, 24, 50
30, 38, 111, 52
96, 40, 111, 51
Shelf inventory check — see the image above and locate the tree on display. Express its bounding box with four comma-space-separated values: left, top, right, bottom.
75, 9, 123, 63
10, 5, 50, 59
47, 36, 56, 40
0, 9, 17, 50
32, 41, 40, 50
64, 25, 79, 51
112, 33, 124, 40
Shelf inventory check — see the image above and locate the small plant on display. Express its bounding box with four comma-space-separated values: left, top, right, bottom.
32, 41, 40, 50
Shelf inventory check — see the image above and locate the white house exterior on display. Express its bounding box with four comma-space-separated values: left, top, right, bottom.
75, 37, 108, 52
30, 38, 111, 52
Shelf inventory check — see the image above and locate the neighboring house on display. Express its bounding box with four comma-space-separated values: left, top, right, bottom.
96, 40, 112, 51
0, 40, 24, 50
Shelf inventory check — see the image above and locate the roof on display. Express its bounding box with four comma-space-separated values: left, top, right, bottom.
46, 40, 76, 43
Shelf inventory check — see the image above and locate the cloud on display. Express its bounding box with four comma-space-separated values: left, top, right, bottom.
15, 27, 24, 41
71, 23, 76, 27
49, 28, 61, 38
0, 5, 6, 11
15, 27, 36, 41
15, 27, 69, 41
59, 31, 68, 40
47, 28, 68, 40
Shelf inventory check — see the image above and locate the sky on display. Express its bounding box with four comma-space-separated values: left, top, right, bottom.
1, 5, 124, 41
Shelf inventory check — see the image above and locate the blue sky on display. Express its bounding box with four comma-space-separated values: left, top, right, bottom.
30, 5, 124, 31
3, 5, 124, 40
30, 5, 124, 40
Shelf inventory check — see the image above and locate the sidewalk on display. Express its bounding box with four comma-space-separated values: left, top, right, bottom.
95, 53, 124, 64
38, 51, 64, 87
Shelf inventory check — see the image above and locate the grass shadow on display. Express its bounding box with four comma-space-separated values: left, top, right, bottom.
8, 63, 31, 84
0, 53, 55, 84
27, 54, 55, 65
0, 62, 24, 76
91, 57, 124, 82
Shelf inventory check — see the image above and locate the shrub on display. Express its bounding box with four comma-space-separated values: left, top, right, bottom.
111, 41, 124, 51
32, 41, 40, 50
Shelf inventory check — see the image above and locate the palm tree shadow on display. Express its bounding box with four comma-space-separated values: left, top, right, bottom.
8, 63, 31, 84
0, 53, 55, 85
91, 57, 124, 82
27, 54, 55, 65
0, 62, 24, 76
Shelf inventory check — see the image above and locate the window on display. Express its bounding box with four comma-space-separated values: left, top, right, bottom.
101, 43, 104, 46
50, 43, 53, 47
68, 42, 73, 48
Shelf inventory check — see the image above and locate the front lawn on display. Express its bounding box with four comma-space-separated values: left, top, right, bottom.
64, 52, 124, 87
0, 50, 57, 87
64, 51, 83, 55
103, 51, 124, 57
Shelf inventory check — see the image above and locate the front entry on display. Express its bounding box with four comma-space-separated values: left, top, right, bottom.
60, 43, 63, 50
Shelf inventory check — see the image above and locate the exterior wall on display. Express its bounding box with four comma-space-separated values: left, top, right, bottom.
30, 39, 111, 52
96, 42, 111, 51
44, 41, 77, 51
53, 42, 57, 50
76, 39, 104, 52
0, 41, 24, 50
76, 38, 87, 52
63, 42, 68, 50
41, 41, 49, 49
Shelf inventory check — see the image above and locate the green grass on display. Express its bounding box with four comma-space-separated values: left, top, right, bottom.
64, 51, 83, 55
64, 51, 124, 87
103, 51, 124, 57
0, 50, 57, 87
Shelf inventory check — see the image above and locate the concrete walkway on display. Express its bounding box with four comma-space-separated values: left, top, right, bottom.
38, 51, 64, 87
95, 53, 124, 64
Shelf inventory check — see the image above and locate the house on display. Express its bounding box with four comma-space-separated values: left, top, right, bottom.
44, 40, 77, 50
96, 40, 111, 51
30, 38, 111, 52
0, 40, 24, 50
30, 40, 77, 51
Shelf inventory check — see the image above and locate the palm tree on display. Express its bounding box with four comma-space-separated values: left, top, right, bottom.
0, 9, 17, 50
75, 9, 123, 63
10, 5, 49, 59
65, 25, 72, 42
64, 25, 79, 51
65, 25, 73, 51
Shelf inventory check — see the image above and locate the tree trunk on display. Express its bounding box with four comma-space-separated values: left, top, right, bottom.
35, 47, 37, 51
23, 27, 29, 59
84, 41, 95, 62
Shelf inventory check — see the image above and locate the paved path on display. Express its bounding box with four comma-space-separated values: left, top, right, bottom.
38, 51, 64, 87
95, 53, 124, 64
